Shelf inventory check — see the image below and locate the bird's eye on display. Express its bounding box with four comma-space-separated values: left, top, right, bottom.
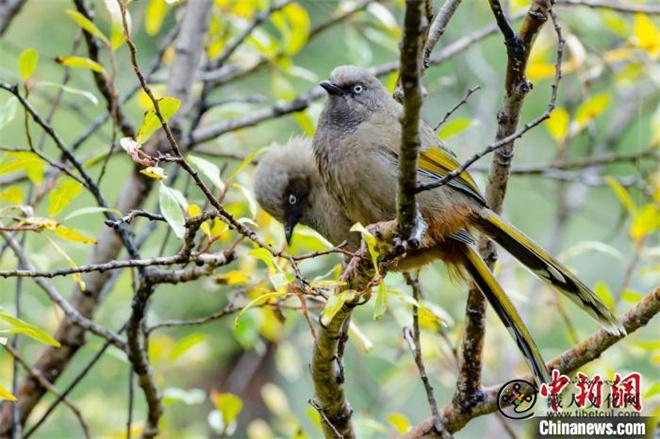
288, 194, 297, 205
353, 84, 363, 94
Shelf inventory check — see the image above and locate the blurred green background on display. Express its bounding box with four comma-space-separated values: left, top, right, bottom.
0, 0, 657, 437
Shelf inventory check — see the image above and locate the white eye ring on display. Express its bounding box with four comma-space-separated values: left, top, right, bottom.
353, 84, 363, 94
288, 194, 297, 205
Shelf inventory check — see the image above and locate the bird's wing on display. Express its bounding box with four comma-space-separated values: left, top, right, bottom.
418, 125, 486, 205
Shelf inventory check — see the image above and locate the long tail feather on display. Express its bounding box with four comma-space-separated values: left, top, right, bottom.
477, 211, 625, 336
463, 245, 551, 384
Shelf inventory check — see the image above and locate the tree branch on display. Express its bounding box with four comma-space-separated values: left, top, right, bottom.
397, 0, 427, 242
454, 0, 556, 410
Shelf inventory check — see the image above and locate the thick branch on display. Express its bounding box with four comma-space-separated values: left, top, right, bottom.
454, 0, 554, 408
397, 0, 427, 241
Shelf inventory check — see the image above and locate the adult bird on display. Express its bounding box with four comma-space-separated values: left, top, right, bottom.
312, 65, 625, 380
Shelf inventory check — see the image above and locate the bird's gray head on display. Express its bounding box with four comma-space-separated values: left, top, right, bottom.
254, 137, 317, 243
319, 65, 389, 124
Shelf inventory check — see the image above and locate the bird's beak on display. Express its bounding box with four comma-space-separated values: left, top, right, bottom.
284, 217, 298, 245
320, 80, 343, 96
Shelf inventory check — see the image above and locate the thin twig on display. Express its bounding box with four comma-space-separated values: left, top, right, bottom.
434, 86, 481, 131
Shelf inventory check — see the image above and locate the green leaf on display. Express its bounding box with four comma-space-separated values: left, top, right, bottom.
63, 206, 120, 222
438, 118, 471, 140
594, 281, 614, 310
235, 291, 287, 327
159, 183, 186, 239
321, 290, 355, 326
226, 148, 266, 184
373, 280, 387, 320
54, 56, 105, 73
136, 96, 181, 144
260, 383, 290, 417
272, 72, 296, 101
0, 152, 46, 184
348, 321, 373, 352
18, 48, 39, 80
188, 154, 224, 191
48, 177, 83, 217
0, 312, 60, 346
145, 0, 169, 36
0, 383, 16, 402
213, 392, 243, 425
162, 387, 205, 406
349, 223, 380, 274
232, 182, 257, 219
0, 97, 18, 131
65, 9, 110, 46
545, 107, 569, 142
644, 383, 660, 399
37, 82, 99, 105
103, 0, 128, 49
169, 333, 206, 361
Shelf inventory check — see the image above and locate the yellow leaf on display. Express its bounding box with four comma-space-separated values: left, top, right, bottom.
602, 47, 634, 64
54, 56, 105, 73
54, 225, 97, 244
65, 9, 110, 46
0, 152, 46, 184
140, 166, 167, 180
0, 186, 24, 204
593, 281, 614, 310
293, 111, 315, 136
145, 0, 169, 36
438, 118, 471, 140
633, 13, 660, 58
48, 177, 83, 217
527, 62, 555, 81
387, 413, 411, 434
213, 392, 243, 425
0, 312, 60, 346
606, 176, 637, 215
630, 204, 659, 241
18, 48, 39, 80
373, 280, 387, 320
200, 222, 211, 237
210, 217, 227, 238
321, 290, 356, 326
215, 271, 250, 285
544, 107, 569, 142
0, 384, 16, 402
575, 93, 611, 127
187, 203, 202, 217
136, 96, 181, 144
281, 3, 310, 55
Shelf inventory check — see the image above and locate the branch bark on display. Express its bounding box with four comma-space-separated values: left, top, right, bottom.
454, 0, 553, 411
397, 0, 427, 241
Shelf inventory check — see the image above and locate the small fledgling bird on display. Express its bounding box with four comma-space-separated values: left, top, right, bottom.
313, 65, 625, 381
254, 136, 550, 383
